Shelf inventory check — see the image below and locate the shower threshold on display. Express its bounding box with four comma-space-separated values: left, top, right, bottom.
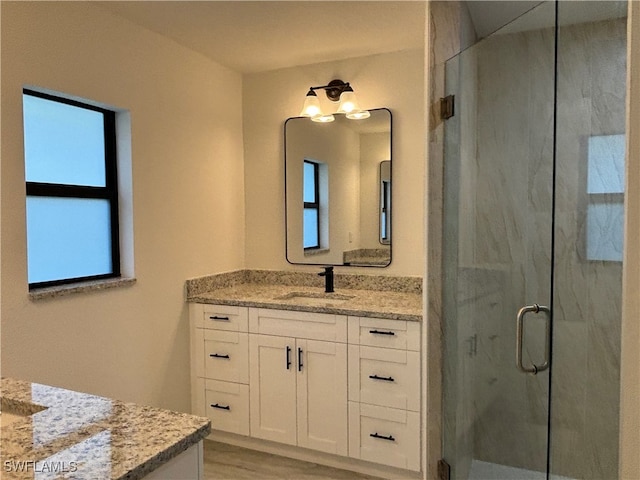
469, 460, 576, 480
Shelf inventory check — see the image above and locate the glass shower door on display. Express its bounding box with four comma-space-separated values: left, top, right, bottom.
442, 1, 627, 479
442, 2, 556, 478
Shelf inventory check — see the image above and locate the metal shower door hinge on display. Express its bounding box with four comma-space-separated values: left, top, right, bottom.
440, 95, 455, 120
438, 459, 451, 480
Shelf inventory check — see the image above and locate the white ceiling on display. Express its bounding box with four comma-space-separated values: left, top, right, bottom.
465, 1, 627, 40
96, 1, 426, 74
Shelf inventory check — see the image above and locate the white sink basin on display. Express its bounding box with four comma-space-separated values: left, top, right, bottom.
275, 292, 355, 306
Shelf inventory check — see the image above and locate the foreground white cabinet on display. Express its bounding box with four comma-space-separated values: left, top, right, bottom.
190, 303, 420, 475
144, 441, 203, 480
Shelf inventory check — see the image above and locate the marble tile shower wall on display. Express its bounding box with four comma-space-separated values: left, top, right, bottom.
551, 17, 625, 480
456, 18, 625, 480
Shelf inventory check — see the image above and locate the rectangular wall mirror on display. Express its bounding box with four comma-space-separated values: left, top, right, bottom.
284, 107, 392, 267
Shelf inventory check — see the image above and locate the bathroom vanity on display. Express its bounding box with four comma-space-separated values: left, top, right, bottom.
0, 377, 210, 479
187, 270, 422, 478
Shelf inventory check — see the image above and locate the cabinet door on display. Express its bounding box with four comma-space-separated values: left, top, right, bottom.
296, 339, 348, 456
249, 334, 297, 445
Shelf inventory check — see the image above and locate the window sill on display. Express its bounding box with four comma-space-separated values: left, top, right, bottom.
29, 277, 136, 301
304, 248, 330, 257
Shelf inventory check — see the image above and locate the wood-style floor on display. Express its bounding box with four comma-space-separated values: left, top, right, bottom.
203, 440, 384, 480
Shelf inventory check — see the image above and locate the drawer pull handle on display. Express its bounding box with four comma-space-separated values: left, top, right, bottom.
369, 374, 395, 382
209, 316, 230, 321
286, 346, 292, 370
209, 353, 230, 359
298, 347, 303, 372
369, 330, 395, 336
370, 432, 395, 442
210, 403, 230, 411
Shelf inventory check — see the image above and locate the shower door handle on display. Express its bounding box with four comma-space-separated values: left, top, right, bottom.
516, 304, 551, 375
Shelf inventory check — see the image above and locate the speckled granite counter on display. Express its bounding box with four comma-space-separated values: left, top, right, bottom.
186, 270, 423, 322
0, 377, 210, 479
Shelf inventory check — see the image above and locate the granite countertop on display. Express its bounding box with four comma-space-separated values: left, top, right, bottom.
186, 270, 423, 322
0, 377, 210, 480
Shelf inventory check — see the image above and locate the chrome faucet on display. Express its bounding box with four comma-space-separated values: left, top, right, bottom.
318, 266, 334, 293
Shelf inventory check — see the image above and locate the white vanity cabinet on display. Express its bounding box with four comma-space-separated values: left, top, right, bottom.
248, 308, 348, 456
190, 304, 250, 436
347, 316, 421, 471
190, 303, 421, 476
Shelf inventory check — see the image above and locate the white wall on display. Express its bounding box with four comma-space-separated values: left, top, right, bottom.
0, 2, 246, 412
243, 49, 425, 276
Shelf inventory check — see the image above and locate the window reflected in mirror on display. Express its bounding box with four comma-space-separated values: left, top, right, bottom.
380, 160, 391, 245
303, 160, 320, 250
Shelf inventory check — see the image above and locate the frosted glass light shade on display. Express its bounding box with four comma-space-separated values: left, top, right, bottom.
300, 91, 322, 117
336, 90, 360, 114
346, 110, 371, 120
311, 114, 335, 123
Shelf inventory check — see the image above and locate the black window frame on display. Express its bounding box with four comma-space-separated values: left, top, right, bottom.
303, 159, 320, 250
24, 88, 121, 289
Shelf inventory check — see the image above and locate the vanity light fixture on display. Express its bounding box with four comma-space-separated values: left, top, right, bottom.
299, 79, 370, 122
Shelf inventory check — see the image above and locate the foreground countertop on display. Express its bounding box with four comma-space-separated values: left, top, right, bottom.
0, 377, 210, 480
187, 270, 423, 322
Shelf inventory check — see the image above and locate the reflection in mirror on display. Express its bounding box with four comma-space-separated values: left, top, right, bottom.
380, 160, 391, 245
285, 108, 391, 267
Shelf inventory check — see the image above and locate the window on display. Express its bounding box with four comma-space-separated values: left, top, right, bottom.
303, 160, 320, 249
586, 134, 625, 262
379, 160, 391, 245
23, 89, 120, 288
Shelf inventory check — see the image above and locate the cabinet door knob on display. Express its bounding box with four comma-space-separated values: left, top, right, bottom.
298, 347, 303, 372
210, 353, 230, 359
369, 329, 395, 336
369, 374, 395, 382
370, 432, 395, 442
210, 403, 230, 411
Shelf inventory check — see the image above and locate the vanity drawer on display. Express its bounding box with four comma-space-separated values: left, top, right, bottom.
204, 379, 250, 436
192, 304, 249, 332
348, 345, 420, 412
203, 329, 249, 384
249, 308, 347, 343
348, 402, 420, 471
348, 316, 420, 351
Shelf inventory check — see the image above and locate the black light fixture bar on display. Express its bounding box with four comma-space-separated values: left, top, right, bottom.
308, 79, 350, 102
